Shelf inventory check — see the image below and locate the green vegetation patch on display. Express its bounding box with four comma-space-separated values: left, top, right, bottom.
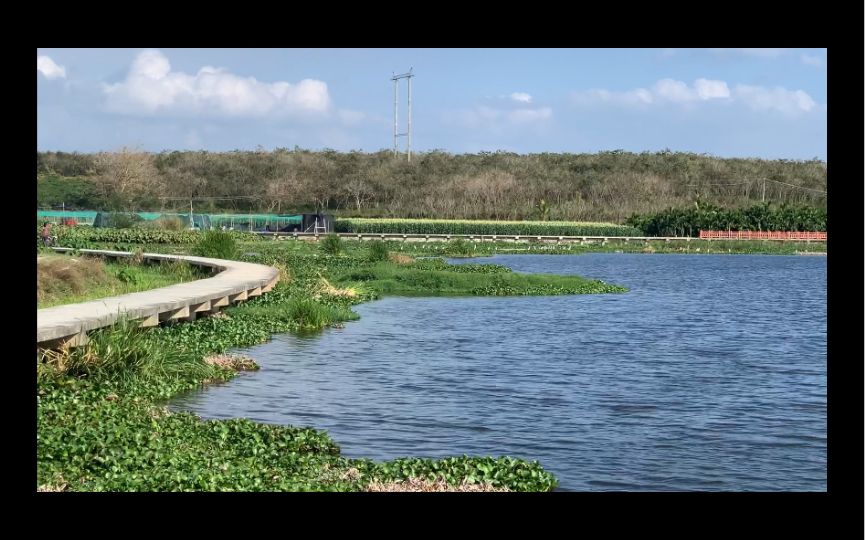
37, 254, 205, 309
46, 225, 260, 246
335, 262, 627, 296
38, 272, 559, 491
627, 202, 827, 237
336, 218, 642, 237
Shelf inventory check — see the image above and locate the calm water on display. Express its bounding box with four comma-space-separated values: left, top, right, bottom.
171, 254, 827, 491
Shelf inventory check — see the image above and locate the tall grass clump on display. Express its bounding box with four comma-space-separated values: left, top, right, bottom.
367, 240, 389, 262
193, 230, 239, 260
39, 318, 213, 383
320, 233, 343, 255
284, 298, 355, 329
445, 238, 477, 257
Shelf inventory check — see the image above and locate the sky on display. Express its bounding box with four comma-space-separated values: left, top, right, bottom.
36, 48, 828, 160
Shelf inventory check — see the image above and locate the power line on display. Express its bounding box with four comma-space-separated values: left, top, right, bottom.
158, 195, 260, 201
684, 179, 827, 194
765, 178, 827, 193
684, 182, 752, 186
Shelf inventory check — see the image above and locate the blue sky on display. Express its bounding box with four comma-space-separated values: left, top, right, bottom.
37, 48, 827, 159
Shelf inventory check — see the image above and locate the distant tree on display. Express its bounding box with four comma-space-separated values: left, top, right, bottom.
91, 146, 158, 207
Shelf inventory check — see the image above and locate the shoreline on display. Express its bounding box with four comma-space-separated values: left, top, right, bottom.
35, 240, 827, 491
41, 246, 626, 492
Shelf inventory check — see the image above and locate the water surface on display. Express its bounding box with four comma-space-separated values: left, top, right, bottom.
172, 254, 827, 491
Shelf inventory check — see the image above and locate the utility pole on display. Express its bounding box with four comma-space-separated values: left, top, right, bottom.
408, 74, 412, 162
391, 69, 414, 162
393, 77, 398, 156
762, 179, 766, 202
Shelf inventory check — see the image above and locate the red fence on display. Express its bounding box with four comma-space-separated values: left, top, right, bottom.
699, 230, 827, 240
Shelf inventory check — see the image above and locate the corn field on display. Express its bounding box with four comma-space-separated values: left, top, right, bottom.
335, 219, 642, 237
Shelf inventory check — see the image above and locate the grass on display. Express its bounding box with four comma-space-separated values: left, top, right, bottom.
366, 240, 389, 262
38, 318, 216, 384
334, 262, 626, 296
193, 230, 239, 260
37, 254, 205, 309
320, 233, 343, 255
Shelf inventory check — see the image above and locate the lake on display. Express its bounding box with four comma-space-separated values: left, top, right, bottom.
171, 254, 827, 491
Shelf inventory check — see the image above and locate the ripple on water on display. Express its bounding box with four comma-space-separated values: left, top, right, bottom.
171, 254, 827, 491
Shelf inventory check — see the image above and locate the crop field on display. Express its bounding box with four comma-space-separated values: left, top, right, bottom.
335, 218, 642, 237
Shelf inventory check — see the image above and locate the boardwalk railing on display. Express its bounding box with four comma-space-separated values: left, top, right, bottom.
699, 231, 827, 241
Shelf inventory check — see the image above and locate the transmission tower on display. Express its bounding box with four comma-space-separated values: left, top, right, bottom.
391, 69, 414, 162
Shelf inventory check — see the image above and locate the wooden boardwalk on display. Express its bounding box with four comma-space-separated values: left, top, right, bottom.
37, 249, 279, 349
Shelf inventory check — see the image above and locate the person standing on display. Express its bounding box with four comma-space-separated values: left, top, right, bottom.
40, 222, 52, 246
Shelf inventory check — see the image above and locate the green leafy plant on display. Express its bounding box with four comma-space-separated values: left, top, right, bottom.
42, 224, 260, 246
366, 240, 389, 262
627, 203, 827, 237
116, 267, 142, 285
193, 230, 239, 260
320, 234, 343, 255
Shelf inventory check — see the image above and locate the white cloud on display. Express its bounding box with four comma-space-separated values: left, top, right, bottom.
572, 78, 820, 116
573, 78, 730, 107
733, 85, 817, 115
103, 49, 332, 118
454, 105, 552, 133
37, 56, 66, 79
709, 48, 789, 58
658, 48, 676, 58
801, 54, 825, 67
509, 92, 532, 103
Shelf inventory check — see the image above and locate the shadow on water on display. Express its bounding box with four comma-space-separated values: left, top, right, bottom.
171, 254, 827, 492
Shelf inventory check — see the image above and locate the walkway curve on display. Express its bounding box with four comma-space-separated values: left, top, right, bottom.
37, 248, 279, 349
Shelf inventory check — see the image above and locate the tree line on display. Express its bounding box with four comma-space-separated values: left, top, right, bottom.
37, 148, 827, 222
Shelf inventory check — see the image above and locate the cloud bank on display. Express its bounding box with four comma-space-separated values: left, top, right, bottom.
103, 49, 332, 118
37, 56, 66, 79
572, 78, 821, 116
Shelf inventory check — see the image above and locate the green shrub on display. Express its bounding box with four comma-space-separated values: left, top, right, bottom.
446, 238, 477, 257
320, 234, 343, 255
111, 213, 144, 229
367, 240, 389, 262
193, 230, 238, 260
143, 216, 184, 231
